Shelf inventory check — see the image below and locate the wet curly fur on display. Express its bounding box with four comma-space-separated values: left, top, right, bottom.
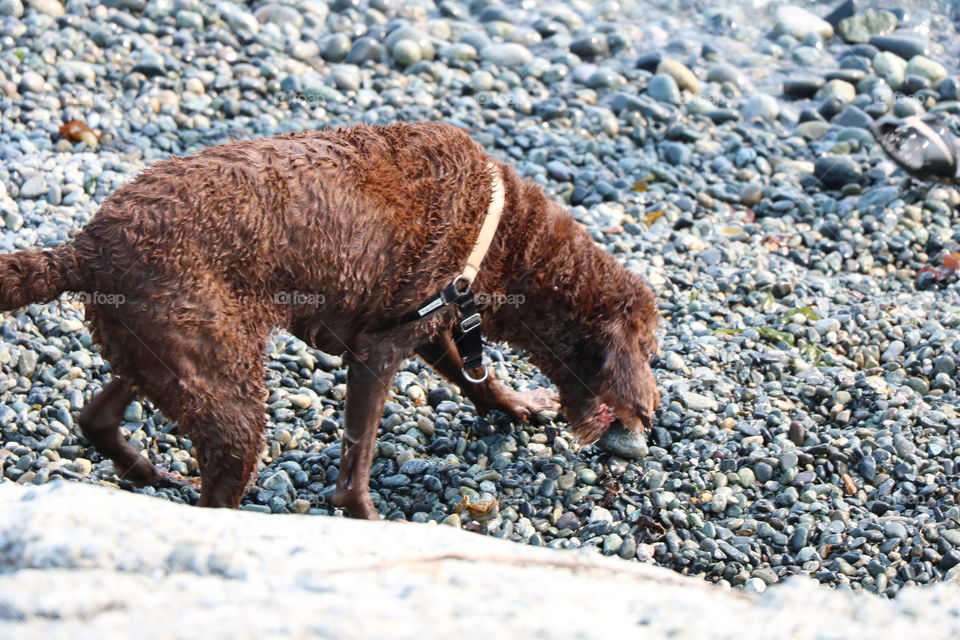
0, 122, 659, 516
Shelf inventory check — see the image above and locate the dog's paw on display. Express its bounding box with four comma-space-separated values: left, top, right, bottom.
498, 387, 560, 423
155, 464, 202, 490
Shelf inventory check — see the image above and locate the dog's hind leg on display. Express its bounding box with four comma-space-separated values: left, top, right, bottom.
96, 306, 268, 508
332, 347, 402, 519
78, 377, 162, 486
416, 329, 559, 422
181, 391, 265, 508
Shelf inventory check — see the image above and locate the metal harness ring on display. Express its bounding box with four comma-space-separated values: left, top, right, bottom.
461, 366, 488, 384
452, 274, 472, 295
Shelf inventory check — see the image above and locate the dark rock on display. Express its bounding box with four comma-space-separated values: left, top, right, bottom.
477, 6, 512, 23
570, 35, 608, 60
939, 550, 960, 572
707, 109, 741, 123
901, 74, 931, 94
839, 55, 871, 72
824, 0, 856, 28
814, 156, 863, 188
850, 43, 880, 59
570, 185, 590, 206
636, 52, 662, 72
937, 76, 960, 100
784, 77, 825, 99
869, 34, 928, 59
819, 97, 846, 120
346, 37, 384, 65
825, 70, 866, 83
661, 141, 691, 166
798, 108, 826, 123
834, 105, 873, 129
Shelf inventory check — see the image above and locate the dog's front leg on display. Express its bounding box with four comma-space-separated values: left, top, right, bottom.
332, 349, 401, 520
416, 329, 559, 422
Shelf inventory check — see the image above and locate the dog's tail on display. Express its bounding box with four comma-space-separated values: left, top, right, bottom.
0, 243, 85, 312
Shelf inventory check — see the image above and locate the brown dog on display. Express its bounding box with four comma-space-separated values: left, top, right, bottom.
0, 122, 659, 518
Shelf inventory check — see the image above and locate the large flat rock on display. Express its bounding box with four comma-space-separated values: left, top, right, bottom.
2, 481, 960, 639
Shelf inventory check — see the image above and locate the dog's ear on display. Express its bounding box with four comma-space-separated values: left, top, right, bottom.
599, 323, 639, 385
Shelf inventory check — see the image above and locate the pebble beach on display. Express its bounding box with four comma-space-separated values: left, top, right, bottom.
2, 0, 960, 600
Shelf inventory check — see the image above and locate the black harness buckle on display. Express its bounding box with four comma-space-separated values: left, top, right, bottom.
460, 312, 481, 332
372, 276, 489, 383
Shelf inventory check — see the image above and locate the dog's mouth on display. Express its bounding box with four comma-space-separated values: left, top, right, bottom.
596, 402, 651, 432
573, 403, 650, 444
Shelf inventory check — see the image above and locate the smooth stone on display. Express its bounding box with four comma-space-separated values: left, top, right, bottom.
882, 340, 905, 362
680, 391, 718, 412
834, 105, 872, 129
792, 46, 821, 66
884, 521, 908, 541
0, 0, 24, 17
132, 51, 166, 77
589, 506, 614, 524
657, 58, 700, 93
873, 52, 907, 90
331, 65, 361, 91
261, 470, 294, 501
597, 424, 648, 460
570, 35, 608, 60
636, 52, 662, 73
647, 73, 680, 104
662, 142, 691, 166
440, 43, 477, 63
25, 0, 63, 16
392, 40, 422, 67
814, 156, 862, 188
795, 120, 830, 139
783, 77, 825, 99
740, 183, 763, 206
706, 108, 741, 124
255, 3, 304, 29
346, 37, 384, 65
218, 1, 260, 34
906, 56, 947, 83
934, 355, 957, 375
774, 5, 834, 40
869, 35, 928, 59
744, 578, 767, 594
857, 186, 900, 209
321, 33, 352, 62
824, 0, 856, 28
838, 10, 897, 44
743, 94, 780, 121
19, 176, 48, 199
290, 41, 320, 61
399, 459, 430, 476
815, 79, 856, 103
663, 352, 685, 371
384, 28, 434, 59
706, 63, 750, 89
19, 71, 44, 94
480, 43, 533, 68
175, 10, 204, 30
936, 77, 959, 101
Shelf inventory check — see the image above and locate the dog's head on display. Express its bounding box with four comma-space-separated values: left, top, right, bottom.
554, 278, 660, 444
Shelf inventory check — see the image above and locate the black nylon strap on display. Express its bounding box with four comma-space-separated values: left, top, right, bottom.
372, 282, 460, 332
371, 281, 487, 375
452, 292, 484, 372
